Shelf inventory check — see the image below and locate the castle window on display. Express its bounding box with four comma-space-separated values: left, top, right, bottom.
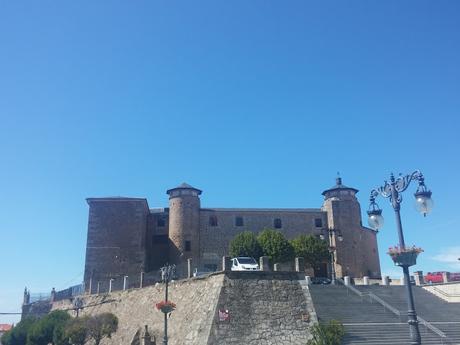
235, 216, 244, 227
185, 240, 191, 251
157, 216, 166, 227
315, 218, 323, 228
274, 218, 282, 229
209, 215, 218, 227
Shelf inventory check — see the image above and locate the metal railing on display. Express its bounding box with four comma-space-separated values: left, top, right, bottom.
337, 278, 452, 344
429, 286, 460, 298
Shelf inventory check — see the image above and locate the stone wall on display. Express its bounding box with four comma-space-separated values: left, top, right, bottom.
199, 209, 326, 269
208, 272, 315, 345
423, 282, 460, 302
50, 272, 315, 345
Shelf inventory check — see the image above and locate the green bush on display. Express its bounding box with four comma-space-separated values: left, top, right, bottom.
307, 320, 345, 345
229, 231, 263, 259
257, 229, 294, 263
291, 234, 329, 269
64, 317, 88, 345
86, 313, 118, 345
0, 317, 36, 345
27, 310, 70, 345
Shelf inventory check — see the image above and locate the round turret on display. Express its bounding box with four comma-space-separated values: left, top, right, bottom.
166, 183, 202, 267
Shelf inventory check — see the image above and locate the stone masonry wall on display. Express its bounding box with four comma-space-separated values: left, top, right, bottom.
208, 272, 315, 345
51, 272, 315, 345
52, 274, 224, 345
199, 209, 326, 269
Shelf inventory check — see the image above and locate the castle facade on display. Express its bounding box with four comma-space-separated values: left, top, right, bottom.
83, 178, 381, 288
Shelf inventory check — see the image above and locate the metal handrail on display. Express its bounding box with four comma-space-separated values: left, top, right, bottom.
429, 286, 460, 298
418, 316, 448, 339
337, 278, 451, 343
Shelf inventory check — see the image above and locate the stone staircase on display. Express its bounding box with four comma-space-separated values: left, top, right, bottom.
357, 285, 460, 344
309, 285, 450, 344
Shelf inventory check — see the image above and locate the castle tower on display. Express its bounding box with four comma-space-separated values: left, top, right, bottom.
322, 177, 381, 278
166, 183, 202, 271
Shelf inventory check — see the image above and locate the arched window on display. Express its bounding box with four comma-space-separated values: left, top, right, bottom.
209, 215, 218, 227
274, 218, 282, 229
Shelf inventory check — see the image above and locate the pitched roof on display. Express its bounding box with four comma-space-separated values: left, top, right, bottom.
0, 324, 13, 332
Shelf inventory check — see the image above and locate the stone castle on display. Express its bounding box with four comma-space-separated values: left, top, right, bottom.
83, 177, 381, 289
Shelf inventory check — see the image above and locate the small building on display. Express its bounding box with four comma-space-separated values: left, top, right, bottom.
0, 324, 13, 344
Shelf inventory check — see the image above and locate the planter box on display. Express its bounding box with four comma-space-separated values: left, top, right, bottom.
390, 251, 419, 267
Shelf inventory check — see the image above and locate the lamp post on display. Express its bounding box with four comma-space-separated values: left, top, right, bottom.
320, 229, 343, 285
367, 171, 433, 345
160, 264, 176, 345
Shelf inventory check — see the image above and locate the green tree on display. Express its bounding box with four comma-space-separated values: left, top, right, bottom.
307, 320, 345, 345
229, 231, 263, 258
27, 310, 70, 345
291, 234, 329, 269
257, 229, 294, 263
1, 317, 37, 345
64, 317, 88, 345
86, 313, 118, 345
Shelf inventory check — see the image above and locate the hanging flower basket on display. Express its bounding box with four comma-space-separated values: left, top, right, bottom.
387, 245, 423, 267
155, 300, 176, 314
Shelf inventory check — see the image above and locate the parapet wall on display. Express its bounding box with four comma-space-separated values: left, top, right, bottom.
50, 272, 315, 345
423, 282, 460, 302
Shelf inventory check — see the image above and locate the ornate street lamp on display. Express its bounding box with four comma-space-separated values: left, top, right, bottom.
158, 264, 176, 345
367, 171, 433, 345
320, 229, 343, 285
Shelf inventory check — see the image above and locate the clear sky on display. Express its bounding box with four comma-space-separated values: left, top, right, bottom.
1, 1, 459, 324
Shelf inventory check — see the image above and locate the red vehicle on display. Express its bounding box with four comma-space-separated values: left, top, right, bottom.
425, 271, 460, 283
425, 272, 446, 283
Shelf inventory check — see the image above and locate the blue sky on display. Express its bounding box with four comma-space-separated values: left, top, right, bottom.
1, 1, 459, 323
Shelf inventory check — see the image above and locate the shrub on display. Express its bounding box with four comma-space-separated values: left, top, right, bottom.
257, 229, 294, 263
86, 313, 118, 345
1, 317, 36, 345
64, 317, 88, 345
291, 234, 329, 269
27, 310, 70, 345
307, 320, 345, 345
229, 231, 263, 259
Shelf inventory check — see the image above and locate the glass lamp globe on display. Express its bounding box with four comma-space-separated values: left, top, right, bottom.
414, 191, 434, 217
367, 210, 384, 230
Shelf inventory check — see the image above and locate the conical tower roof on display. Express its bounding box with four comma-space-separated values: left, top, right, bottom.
322, 176, 358, 196
166, 182, 202, 195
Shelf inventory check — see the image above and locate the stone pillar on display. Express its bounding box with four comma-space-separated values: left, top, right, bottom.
222, 256, 232, 272
273, 263, 280, 272
344, 276, 351, 286
305, 276, 312, 285
442, 272, 450, 283
123, 276, 128, 290
413, 271, 425, 286
96, 282, 100, 294
187, 259, 193, 278
382, 276, 389, 286
260, 256, 270, 271
50, 287, 56, 302
140, 271, 145, 288
109, 279, 114, 293
363, 276, 370, 285
295, 257, 304, 272
88, 276, 93, 295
